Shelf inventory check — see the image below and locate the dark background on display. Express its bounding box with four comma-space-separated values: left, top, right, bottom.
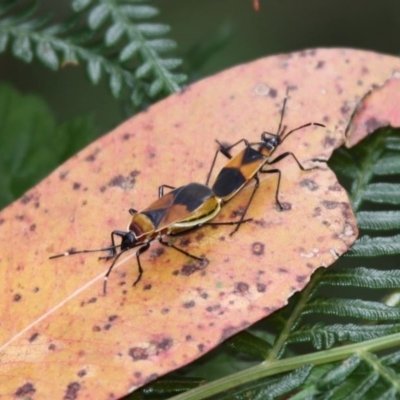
1, 0, 399, 134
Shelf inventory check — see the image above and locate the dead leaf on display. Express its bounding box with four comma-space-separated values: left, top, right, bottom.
346, 73, 400, 147
6, 47, 399, 399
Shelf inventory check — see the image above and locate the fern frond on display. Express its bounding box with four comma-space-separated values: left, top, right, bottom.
287, 323, 400, 350
320, 267, 400, 288
0, 0, 185, 106
348, 234, 400, 257
357, 211, 400, 231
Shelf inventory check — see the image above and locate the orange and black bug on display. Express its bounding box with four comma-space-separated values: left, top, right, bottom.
206, 88, 326, 235
50, 182, 249, 294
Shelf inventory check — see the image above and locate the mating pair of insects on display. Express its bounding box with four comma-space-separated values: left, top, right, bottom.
50, 90, 325, 294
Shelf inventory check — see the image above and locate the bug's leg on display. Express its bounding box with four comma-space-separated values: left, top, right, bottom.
132, 243, 150, 286
158, 237, 206, 263
103, 249, 127, 295
158, 184, 176, 197
259, 168, 284, 210
205, 138, 250, 185
267, 151, 327, 172
226, 173, 260, 236
99, 230, 126, 260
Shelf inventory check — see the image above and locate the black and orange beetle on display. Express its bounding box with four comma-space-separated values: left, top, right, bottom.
50, 182, 249, 294
206, 88, 326, 235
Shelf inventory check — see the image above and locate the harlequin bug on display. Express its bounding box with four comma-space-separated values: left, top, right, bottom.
206, 88, 326, 235
50, 182, 249, 294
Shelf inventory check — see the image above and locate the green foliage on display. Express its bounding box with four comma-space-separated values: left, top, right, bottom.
0, 0, 186, 106
130, 128, 400, 400
0, 82, 96, 209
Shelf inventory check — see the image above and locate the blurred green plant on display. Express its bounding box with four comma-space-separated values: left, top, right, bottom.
0, 0, 186, 105
0, 82, 96, 208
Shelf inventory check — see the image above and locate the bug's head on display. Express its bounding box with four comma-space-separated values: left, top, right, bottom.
259, 125, 286, 156
120, 231, 138, 251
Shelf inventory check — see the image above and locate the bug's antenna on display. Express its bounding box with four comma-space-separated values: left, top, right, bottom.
277, 87, 290, 137
49, 245, 120, 259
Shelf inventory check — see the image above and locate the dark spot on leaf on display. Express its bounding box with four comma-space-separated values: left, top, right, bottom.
180, 260, 206, 276
92, 325, 101, 332
178, 237, 191, 247
150, 247, 164, 258
59, 170, 69, 180
134, 371, 142, 379
72, 182, 81, 190
99, 186, 106, 193
252, 242, 264, 256
77, 369, 87, 377
186, 335, 193, 341
324, 135, 336, 148
340, 102, 351, 115
365, 117, 384, 132
235, 282, 249, 293
129, 347, 149, 361
13, 293, 21, 302
230, 206, 245, 219
108, 170, 140, 190
15, 382, 35, 397
30, 224, 36, 232
257, 283, 266, 292
315, 60, 325, 69
221, 326, 237, 341
15, 214, 24, 221
206, 304, 221, 312
103, 323, 112, 330
161, 308, 169, 314
312, 207, 322, 217
143, 283, 152, 290
85, 148, 100, 162
88, 297, 97, 304
296, 275, 308, 283
278, 267, 288, 274
300, 179, 319, 191
328, 182, 342, 192
306, 263, 314, 269
122, 132, 131, 141
20, 194, 33, 205
200, 292, 208, 299
198, 343, 205, 352
48, 343, 56, 350
322, 200, 339, 210
0, 218, 4, 225
157, 338, 173, 352
29, 332, 39, 342
183, 300, 195, 308
268, 88, 277, 98
195, 232, 205, 241
33, 287, 39, 293
64, 382, 81, 400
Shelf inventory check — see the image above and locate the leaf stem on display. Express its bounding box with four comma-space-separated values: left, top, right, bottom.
170, 333, 400, 400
